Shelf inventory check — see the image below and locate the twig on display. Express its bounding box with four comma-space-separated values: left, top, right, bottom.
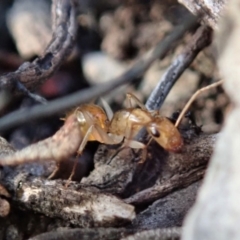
145, 26, 213, 111
0, 15, 198, 131
0, 0, 77, 93
15, 81, 48, 104
175, 80, 223, 127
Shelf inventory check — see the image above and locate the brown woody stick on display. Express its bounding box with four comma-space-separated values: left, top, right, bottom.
0, 0, 77, 93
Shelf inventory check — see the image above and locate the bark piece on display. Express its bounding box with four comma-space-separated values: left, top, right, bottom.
130, 181, 201, 229
3, 176, 135, 227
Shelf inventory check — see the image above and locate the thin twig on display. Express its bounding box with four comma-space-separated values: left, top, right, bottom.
145, 26, 213, 111
175, 80, 223, 127
0, 15, 198, 132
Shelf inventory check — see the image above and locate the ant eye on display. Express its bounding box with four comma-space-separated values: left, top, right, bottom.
150, 127, 160, 138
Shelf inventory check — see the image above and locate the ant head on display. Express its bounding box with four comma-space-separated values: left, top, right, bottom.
147, 117, 183, 152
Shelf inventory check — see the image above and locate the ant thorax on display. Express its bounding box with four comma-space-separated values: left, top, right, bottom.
129, 109, 152, 123
109, 110, 131, 135
109, 108, 152, 137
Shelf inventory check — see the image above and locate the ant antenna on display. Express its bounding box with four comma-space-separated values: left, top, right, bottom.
175, 80, 223, 128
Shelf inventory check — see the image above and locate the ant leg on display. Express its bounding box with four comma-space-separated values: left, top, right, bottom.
138, 137, 154, 164
63, 125, 95, 186
93, 124, 124, 144
175, 80, 223, 128
126, 93, 148, 110
107, 140, 145, 165
48, 163, 60, 179
64, 157, 78, 188
120, 120, 147, 149
77, 125, 94, 154
49, 125, 95, 182
107, 124, 145, 165
123, 139, 145, 148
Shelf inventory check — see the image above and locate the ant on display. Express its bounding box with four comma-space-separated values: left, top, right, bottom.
0, 79, 222, 179
60, 95, 183, 175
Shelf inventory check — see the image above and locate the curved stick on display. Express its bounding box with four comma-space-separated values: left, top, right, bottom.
0, 0, 77, 93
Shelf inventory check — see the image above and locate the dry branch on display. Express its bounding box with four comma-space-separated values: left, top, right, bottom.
130, 181, 201, 229
0, 0, 77, 93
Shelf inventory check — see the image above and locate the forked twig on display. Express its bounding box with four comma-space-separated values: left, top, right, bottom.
0, 0, 77, 93
175, 80, 223, 127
